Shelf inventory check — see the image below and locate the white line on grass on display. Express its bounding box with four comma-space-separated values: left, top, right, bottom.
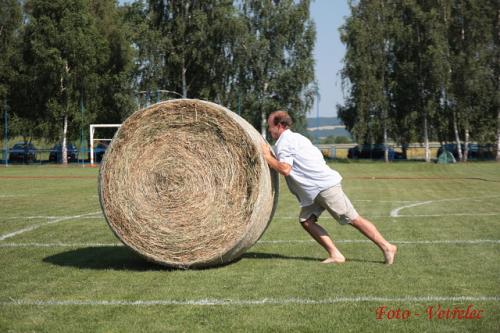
0, 194, 27, 198
3, 215, 103, 221
4, 209, 500, 221
0, 242, 122, 247
257, 239, 500, 244
353, 200, 416, 203
1, 239, 499, 248
0, 212, 102, 241
1, 296, 499, 306
391, 212, 500, 218
390, 201, 434, 217
277, 212, 500, 219
389, 195, 500, 217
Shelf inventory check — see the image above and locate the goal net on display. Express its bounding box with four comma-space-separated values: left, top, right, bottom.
89, 124, 121, 165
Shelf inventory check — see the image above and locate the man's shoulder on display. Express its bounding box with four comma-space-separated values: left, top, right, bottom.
276, 131, 312, 157
276, 129, 296, 146
285, 130, 310, 145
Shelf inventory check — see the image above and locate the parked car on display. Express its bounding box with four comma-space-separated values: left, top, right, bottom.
347, 144, 404, 160
89, 142, 109, 163
9, 142, 37, 163
49, 143, 79, 163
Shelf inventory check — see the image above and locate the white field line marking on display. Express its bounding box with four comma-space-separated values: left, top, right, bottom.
1, 239, 499, 248
390, 201, 436, 217
0, 242, 122, 248
353, 200, 416, 203
277, 212, 500, 219
11, 212, 500, 221
390, 195, 500, 218
1, 296, 499, 306
390, 213, 500, 218
0, 212, 101, 241
3, 215, 103, 221
257, 239, 500, 245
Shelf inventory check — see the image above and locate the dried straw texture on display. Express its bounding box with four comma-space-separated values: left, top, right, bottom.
99, 99, 279, 268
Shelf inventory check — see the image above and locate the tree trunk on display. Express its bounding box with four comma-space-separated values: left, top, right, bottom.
62, 114, 68, 165
463, 126, 469, 162
383, 122, 389, 162
182, 65, 187, 98
261, 110, 267, 140
61, 60, 69, 165
261, 82, 269, 139
453, 111, 463, 161
423, 114, 430, 162
497, 106, 500, 161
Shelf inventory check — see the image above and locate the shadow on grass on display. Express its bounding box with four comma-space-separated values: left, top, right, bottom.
244, 252, 384, 265
43, 246, 168, 271
242, 252, 320, 262
346, 258, 385, 265
43, 247, 384, 271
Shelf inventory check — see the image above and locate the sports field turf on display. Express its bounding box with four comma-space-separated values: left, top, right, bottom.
1, 162, 499, 332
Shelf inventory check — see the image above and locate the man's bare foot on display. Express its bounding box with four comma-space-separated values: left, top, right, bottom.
321, 251, 346, 264
384, 244, 397, 265
321, 257, 346, 264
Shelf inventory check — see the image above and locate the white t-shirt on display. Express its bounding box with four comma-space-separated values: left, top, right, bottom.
274, 129, 342, 207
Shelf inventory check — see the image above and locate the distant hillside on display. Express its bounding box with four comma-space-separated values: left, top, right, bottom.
306, 117, 352, 140
307, 117, 344, 127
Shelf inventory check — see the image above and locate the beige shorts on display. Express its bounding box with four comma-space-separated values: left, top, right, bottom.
299, 185, 359, 225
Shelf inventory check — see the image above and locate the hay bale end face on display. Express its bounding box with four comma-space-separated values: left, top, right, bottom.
99, 99, 279, 268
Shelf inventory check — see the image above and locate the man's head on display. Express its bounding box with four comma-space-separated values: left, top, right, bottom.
268, 111, 293, 140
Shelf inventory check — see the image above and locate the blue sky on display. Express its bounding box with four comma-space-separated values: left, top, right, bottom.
310, 0, 350, 118
119, 0, 350, 118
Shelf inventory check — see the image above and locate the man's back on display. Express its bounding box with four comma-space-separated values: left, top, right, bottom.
274, 129, 342, 206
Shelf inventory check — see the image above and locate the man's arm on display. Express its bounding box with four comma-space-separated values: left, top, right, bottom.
261, 144, 292, 176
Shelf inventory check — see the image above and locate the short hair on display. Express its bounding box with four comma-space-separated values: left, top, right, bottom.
269, 111, 293, 128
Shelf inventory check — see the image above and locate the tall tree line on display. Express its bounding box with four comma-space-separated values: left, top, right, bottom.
338, 0, 499, 162
1, 0, 136, 163
1, 0, 315, 164
125, 0, 315, 137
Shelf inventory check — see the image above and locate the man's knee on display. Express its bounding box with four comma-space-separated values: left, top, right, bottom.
301, 215, 318, 230
349, 215, 359, 224
350, 215, 367, 228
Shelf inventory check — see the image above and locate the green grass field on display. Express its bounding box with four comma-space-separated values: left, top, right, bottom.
1, 162, 499, 332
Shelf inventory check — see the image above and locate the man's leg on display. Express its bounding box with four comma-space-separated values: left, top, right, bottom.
301, 216, 345, 264
350, 216, 397, 264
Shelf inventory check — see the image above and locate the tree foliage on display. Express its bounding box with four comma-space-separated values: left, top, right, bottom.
235, 0, 316, 136
125, 0, 316, 136
5, 0, 496, 162
0, 0, 23, 138
4, 0, 316, 149
339, 0, 498, 162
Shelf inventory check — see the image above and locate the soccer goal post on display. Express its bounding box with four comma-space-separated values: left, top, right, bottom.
89, 124, 121, 165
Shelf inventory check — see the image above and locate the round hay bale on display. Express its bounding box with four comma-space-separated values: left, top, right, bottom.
99, 99, 279, 268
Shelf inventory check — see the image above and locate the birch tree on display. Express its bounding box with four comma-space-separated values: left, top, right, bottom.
449, 0, 497, 161
236, 0, 315, 137
339, 0, 394, 162
20, 0, 106, 164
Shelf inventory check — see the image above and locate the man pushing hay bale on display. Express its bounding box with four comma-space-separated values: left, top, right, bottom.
99, 99, 279, 269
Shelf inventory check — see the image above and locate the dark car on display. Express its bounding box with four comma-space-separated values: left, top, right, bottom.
348, 144, 403, 160
89, 142, 109, 163
9, 142, 37, 163
49, 143, 79, 163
